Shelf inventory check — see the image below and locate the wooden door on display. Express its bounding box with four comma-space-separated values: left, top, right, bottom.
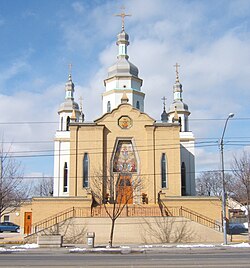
116, 174, 133, 204
24, 212, 32, 234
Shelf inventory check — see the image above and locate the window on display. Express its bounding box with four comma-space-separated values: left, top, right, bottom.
83, 153, 89, 188
107, 101, 111, 112
181, 162, 186, 196
161, 153, 167, 188
136, 101, 140, 109
63, 162, 68, 192
3, 215, 10, 222
66, 116, 70, 131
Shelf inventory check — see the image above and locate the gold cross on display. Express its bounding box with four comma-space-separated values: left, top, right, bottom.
115, 6, 131, 31
173, 63, 180, 81
161, 96, 167, 109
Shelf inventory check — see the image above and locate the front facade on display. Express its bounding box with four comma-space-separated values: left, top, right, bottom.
16, 20, 228, 244
53, 22, 196, 203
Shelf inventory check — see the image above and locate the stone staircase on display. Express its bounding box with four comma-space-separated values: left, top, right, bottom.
25, 204, 222, 242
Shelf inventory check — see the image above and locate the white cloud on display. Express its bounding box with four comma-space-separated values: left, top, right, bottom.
0, 60, 29, 88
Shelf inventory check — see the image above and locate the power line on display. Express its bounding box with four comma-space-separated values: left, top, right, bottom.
0, 117, 249, 125
13, 168, 238, 180
2, 140, 249, 159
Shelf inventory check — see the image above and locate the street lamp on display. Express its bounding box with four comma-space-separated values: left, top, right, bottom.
220, 112, 234, 245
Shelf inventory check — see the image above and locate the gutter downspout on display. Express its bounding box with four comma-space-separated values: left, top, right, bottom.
153, 126, 156, 204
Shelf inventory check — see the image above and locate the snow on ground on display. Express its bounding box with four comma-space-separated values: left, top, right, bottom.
223, 242, 250, 248
0, 247, 25, 252
11, 243, 39, 249
176, 244, 215, 248
71, 243, 250, 251
70, 247, 123, 253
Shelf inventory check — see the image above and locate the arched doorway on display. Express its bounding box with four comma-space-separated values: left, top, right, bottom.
116, 173, 133, 204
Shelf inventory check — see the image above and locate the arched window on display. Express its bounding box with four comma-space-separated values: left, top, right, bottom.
83, 153, 89, 188
66, 116, 70, 131
136, 101, 140, 109
107, 101, 111, 112
181, 162, 186, 196
161, 153, 167, 188
61, 117, 63, 131
63, 162, 68, 192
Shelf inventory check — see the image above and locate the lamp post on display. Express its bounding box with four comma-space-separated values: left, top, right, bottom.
220, 113, 234, 245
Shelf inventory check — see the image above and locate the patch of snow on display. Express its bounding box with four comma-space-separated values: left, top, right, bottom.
0, 247, 25, 252
223, 243, 250, 248
11, 243, 39, 249
69, 247, 123, 253
139, 245, 153, 248
70, 248, 87, 252
176, 244, 215, 248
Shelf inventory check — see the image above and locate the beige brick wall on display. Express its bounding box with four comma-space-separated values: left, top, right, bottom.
69, 104, 182, 203
161, 196, 222, 222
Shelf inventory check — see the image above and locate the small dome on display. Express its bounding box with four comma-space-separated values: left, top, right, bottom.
58, 99, 79, 113
117, 30, 129, 44
161, 109, 168, 122
173, 81, 182, 92
169, 101, 189, 113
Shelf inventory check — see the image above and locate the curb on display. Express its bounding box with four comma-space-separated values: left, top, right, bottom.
69, 247, 145, 254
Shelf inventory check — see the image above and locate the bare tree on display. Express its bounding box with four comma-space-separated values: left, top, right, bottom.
196, 171, 233, 197
231, 151, 250, 243
141, 217, 193, 244
32, 176, 53, 197
0, 144, 28, 220
91, 172, 142, 247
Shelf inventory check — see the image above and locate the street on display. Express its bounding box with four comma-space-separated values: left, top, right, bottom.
0, 248, 250, 267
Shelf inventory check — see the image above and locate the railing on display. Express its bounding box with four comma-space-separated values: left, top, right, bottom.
27, 204, 221, 238
91, 205, 163, 217
159, 201, 221, 232
32, 207, 91, 234
178, 206, 221, 231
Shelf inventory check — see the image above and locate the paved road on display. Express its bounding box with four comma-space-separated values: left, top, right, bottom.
0, 248, 250, 267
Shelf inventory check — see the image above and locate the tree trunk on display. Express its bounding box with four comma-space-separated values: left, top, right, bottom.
109, 218, 115, 247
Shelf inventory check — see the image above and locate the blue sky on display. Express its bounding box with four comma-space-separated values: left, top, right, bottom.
0, 0, 250, 181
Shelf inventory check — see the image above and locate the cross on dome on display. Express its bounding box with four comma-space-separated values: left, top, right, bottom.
115, 6, 131, 31
161, 96, 167, 110
174, 63, 180, 82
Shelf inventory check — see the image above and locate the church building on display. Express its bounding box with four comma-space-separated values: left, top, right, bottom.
19, 16, 223, 244
53, 20, 196, 204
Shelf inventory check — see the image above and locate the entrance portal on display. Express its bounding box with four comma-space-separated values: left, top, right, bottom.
116, 174, 133, 204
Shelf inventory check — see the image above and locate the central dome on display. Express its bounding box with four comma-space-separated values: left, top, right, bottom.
107, 57, 139, 78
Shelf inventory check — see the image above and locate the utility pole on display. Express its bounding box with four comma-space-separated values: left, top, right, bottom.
220, 113, 234, 245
